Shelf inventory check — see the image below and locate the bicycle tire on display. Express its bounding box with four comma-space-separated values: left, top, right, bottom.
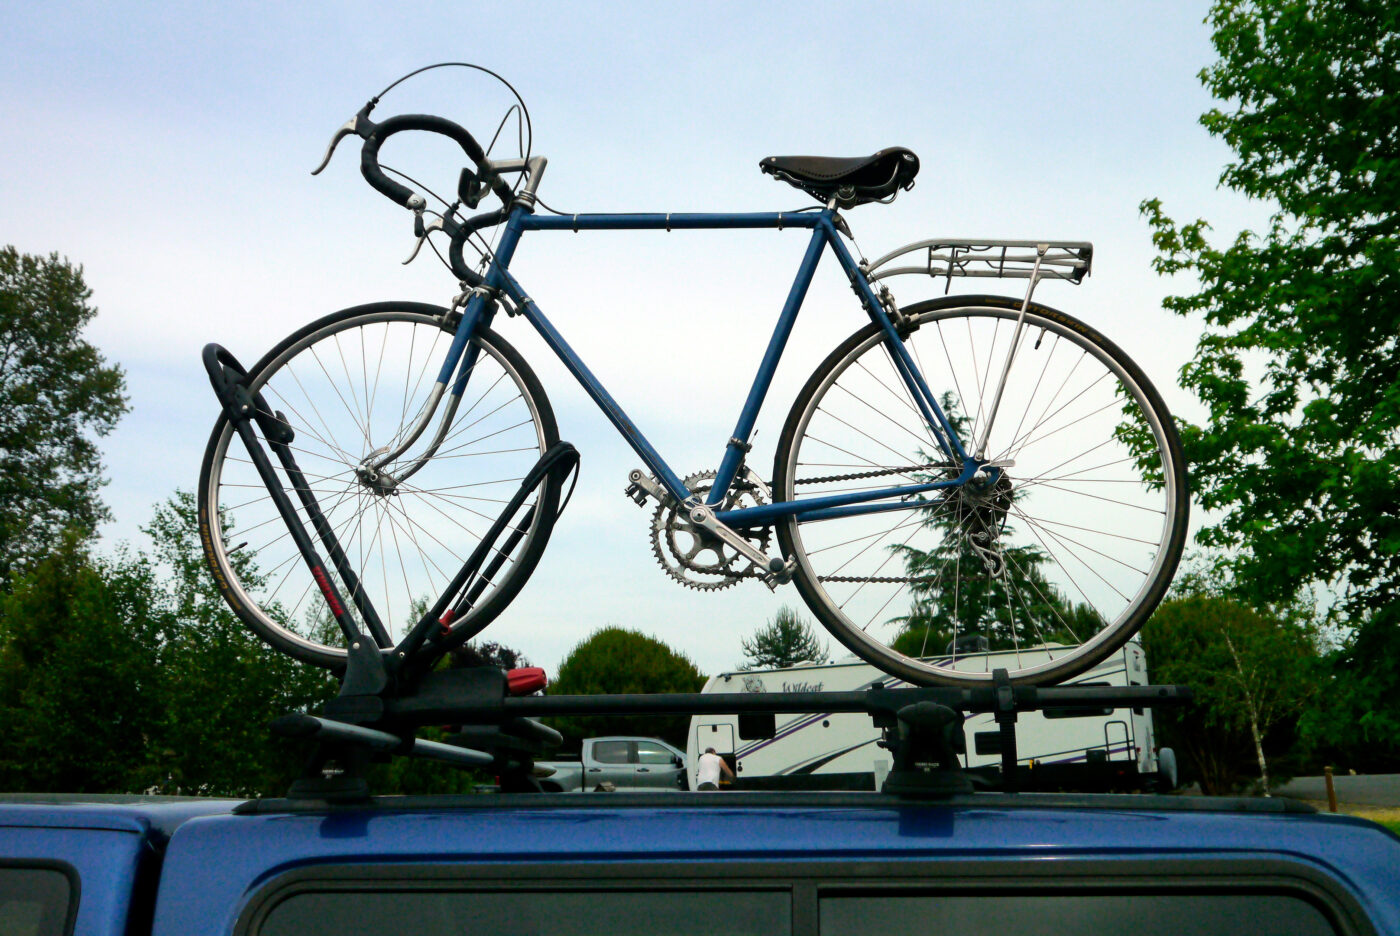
198, 301, 560, 669
773, 295, 1187, 686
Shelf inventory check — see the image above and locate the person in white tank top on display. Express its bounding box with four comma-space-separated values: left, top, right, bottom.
695, 747, 735, 791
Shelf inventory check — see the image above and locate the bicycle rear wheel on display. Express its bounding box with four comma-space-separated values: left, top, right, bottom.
198, 301, 559, 669
773, 295, 1187, 686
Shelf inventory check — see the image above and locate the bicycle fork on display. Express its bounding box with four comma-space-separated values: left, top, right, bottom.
354, 288, 497, 492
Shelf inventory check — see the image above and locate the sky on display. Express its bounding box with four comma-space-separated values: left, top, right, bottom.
1, 1, 1272, 678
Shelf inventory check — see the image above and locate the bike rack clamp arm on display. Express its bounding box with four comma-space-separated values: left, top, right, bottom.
202, 343, 392, 655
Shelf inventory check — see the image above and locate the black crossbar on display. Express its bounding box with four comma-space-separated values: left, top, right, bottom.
384, 683, 1190, 727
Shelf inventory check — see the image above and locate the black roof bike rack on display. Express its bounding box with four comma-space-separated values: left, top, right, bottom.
272, 656, 1191, 802
205, 342, 1190, 804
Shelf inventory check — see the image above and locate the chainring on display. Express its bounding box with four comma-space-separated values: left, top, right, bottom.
650, 469, 773, 591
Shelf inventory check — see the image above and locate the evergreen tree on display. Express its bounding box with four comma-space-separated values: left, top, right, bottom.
738, 606, 829, 670
891, 394, 1093, 655
0, 247, 128, 581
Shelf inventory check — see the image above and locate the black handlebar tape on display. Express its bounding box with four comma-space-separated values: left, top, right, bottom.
359, 114, 515, 209
448, 207, 510, 284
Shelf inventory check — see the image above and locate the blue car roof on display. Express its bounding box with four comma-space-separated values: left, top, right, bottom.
146, 792, 1400, 936
0, 795, 239, 842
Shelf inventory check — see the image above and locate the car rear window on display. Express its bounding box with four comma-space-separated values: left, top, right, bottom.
259, 888, 789, 936
242, 857, 1364, 936
0, 867, 74, 936
820, 892, 1337, 935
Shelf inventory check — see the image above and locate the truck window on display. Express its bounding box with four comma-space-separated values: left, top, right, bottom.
0, 867, 73, 936
635, 742, 676, 765
258, 888, 789, 936
819, 893, 1337, 935
592, 740, 631, 764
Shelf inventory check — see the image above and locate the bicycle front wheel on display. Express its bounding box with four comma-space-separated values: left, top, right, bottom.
773, 295, 1187, 686
198, 301, 559, 669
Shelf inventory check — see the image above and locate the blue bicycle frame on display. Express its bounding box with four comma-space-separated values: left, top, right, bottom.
436, 205, 979, 531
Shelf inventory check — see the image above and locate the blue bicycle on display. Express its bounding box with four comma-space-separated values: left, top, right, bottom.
198, 65, 1187, 687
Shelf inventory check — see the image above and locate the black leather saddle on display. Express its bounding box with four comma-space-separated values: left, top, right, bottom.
760, 147, 919, 208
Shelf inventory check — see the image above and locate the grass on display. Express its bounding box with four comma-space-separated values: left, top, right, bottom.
1302, 801, 1400, 835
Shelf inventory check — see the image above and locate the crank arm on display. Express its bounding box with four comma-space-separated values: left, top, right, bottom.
686, 503, 793, 586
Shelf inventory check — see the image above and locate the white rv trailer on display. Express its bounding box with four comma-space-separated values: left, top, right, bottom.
688, 642, 1172, 792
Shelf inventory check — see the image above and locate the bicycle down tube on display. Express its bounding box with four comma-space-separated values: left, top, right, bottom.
433, 205, 976, 527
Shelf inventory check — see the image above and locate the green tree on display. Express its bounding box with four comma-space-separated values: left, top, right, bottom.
140, 493, 339, 796
547, 627, 705, 748
451, 640, 530, 670
0, 533, 165, 792
739, 605, 828, 670
0, 494, 340, 796
1299, 603, 1400, 772
0, 247, 128, 581
1141, 594, 1318, 794
1140, 1, 1400, 623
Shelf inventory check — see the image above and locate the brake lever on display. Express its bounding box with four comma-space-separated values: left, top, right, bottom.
311, 101, 378, 176
403, 214, 446, 265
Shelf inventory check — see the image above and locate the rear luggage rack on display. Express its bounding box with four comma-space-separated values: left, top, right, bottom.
865, 239, 1093, 288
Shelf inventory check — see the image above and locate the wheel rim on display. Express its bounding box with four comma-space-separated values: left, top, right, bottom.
204, 311, 552, 660
780, 303, 1183, 685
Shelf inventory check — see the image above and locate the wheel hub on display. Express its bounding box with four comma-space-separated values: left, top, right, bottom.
355, 465, 399, 496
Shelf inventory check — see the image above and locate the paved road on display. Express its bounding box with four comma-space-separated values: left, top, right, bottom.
1275, 773, 1400, 807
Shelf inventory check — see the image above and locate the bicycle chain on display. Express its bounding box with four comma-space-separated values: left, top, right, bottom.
648, 462, 957, 588
793, 461, 949, 486
798, 462, 999, 586
818, 574, 941, 584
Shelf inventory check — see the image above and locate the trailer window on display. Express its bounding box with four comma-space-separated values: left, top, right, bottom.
0, 868, 73, 936
259, 888, 789, 936
819, 893, 1337, 935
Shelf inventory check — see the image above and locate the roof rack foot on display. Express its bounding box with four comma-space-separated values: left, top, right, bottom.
880, 701, 974, 798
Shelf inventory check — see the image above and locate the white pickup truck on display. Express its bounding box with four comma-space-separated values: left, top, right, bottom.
535, 736, 688, 792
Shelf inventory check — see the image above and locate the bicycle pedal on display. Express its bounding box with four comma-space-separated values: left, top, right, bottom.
624, 469, 666, 508
760, 557, 796, 590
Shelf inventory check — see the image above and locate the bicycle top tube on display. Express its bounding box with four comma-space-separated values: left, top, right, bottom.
518, 210, 826, 232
